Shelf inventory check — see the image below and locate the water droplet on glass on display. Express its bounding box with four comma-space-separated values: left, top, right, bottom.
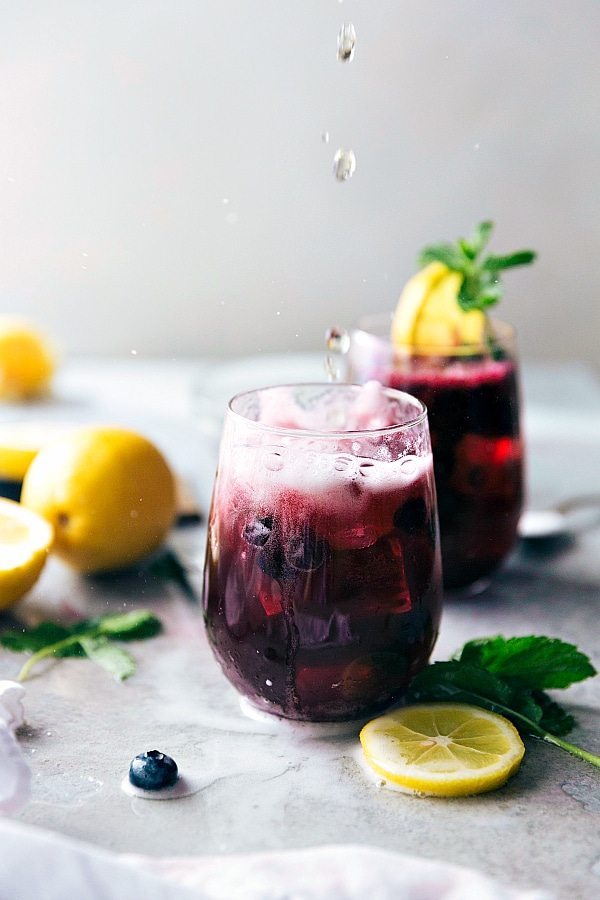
321, 131, 330, 144
333, 148, 356, 182
337, 23, 356, 62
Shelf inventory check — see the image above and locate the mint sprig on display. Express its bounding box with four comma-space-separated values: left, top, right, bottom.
1, 609, 162, 682
418, 221, 536, 314
407, 634, 600, 768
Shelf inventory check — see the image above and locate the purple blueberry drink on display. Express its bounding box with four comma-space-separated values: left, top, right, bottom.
349, 319, 524, 589
203, 382, 442, 722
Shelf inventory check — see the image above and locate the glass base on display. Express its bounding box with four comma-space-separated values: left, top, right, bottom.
238, 697, 369, 737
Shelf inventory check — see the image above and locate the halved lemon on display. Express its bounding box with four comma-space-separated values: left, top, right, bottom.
360, 703, 525, 797
0, 498, 54, 610
0, 421, 76, 482
391, 262, 487, 352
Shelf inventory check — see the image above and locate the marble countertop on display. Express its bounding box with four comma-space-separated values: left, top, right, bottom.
1, 355, 599, 900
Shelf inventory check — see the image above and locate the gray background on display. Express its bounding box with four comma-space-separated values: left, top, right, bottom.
1, 1, 599, 365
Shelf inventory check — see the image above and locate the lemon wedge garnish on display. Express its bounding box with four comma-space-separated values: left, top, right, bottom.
391, 262, 487, 352
360, 703, 525, 796
0, 498, 54, 610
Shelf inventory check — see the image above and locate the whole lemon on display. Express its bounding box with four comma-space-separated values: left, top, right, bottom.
0, 317, 56, 400
21, 426, 176, 573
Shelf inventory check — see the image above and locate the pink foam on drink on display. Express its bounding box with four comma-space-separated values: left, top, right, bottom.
257, 381, 408, 432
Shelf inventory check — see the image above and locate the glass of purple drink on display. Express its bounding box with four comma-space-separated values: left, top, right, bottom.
203, 382, 442, 722
348, 316, 524, 590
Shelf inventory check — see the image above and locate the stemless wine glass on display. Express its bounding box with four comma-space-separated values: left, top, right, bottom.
348, 316, 524, 590
203, 383, 442, 722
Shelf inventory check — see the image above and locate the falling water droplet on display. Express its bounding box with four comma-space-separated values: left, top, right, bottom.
326, 327, 351, 355
321, 131, 330, 144
337, 23, 356, 62
324, 327, 350, 382
333, 149, 356, 182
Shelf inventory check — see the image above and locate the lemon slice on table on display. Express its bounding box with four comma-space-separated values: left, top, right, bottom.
391, 262, 487, 352
0, 498, 54, 610
360, 703, 525, 797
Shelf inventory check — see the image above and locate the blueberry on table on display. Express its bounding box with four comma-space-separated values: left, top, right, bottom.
129, 750, 179, 791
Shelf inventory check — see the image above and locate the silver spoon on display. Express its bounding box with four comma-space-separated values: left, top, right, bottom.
518, 495, 600, 541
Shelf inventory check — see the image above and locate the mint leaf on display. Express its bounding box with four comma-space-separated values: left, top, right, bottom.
94, 610, 162, 641
458, 635, 596, 690
1, 622, 86, 657
406, 661, 545, 727
418, 221, 536, 317
407, 661, 514, 707
79, 637, 136, 681
418, 244, 465, 271
483, 251, 536, 271
1, 609, 162, 682
466, 220, 494, 258
532, 691, 576, 737
1, 622, 72, 653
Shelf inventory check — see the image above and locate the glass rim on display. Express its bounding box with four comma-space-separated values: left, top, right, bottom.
352, 312, 517, 354
226, 382, 428, 438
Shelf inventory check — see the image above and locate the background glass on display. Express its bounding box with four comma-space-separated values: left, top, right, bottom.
348, 317, 524, 590
203, 383, 442, 722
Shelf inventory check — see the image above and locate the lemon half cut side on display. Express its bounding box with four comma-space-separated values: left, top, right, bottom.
360, 703, 525, 797
0, 498, 54, 609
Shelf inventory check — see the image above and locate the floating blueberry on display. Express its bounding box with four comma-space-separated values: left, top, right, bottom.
285, 528, 327, 571
258, 543, 291, 581
393, 497, 428, 534
129, 750, 179, 791
243, 516, 273, 547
